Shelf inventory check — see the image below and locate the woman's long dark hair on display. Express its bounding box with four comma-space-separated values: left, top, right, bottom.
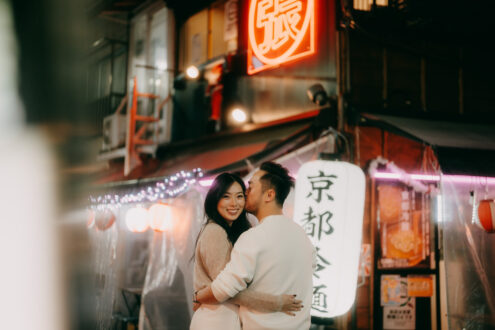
203, 173, 251, 244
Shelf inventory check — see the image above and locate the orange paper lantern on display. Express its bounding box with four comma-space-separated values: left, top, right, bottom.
95, 210, 116, 231
149, 203, 173, 232
477, 199, 495, 233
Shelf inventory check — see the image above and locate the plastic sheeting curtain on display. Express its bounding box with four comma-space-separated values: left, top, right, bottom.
139, 189, 205, 329
89, 219, 120, 330
441, 176, 495, 329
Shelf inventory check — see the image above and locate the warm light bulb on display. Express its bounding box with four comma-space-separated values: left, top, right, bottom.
125, 206, 149, 233
186, 66, 199, 79
232, 108, 247, 123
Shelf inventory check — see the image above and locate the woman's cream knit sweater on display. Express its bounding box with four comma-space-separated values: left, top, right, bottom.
193, 222, 284, 312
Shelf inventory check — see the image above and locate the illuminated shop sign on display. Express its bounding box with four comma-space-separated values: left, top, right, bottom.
247, 0, 315, 74
294, 160, 365, 318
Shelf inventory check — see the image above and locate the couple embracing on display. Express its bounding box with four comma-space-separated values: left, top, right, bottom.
190, 162, 315, 330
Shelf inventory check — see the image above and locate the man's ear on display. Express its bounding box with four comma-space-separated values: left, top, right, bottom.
264, 188, 276, 203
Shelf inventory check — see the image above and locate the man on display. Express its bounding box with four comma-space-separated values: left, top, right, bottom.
195, 161, 315, 330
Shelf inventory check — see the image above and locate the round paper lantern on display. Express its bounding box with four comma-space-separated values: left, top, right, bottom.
87, 209, 95, 229
95, 210, 116, 231
125, 206, 150, 233
477, 199, 495, 233
149, 203, 173, 232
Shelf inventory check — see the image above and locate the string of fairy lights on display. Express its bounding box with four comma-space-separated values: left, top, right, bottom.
88, 168, 205, 211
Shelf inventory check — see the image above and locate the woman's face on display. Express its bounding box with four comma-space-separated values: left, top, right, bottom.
217, 181, 245, 225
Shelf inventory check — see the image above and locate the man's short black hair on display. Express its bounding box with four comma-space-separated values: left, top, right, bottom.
259, 161, 295, 206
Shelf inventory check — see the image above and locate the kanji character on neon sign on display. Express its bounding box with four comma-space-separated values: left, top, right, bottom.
248, 0, 315, 74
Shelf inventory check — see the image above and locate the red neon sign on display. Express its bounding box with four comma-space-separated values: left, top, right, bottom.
247, 0, 315, 75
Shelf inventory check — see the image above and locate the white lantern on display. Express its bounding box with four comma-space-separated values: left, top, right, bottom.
293, 160, 365, 318
125, 206, 150, 233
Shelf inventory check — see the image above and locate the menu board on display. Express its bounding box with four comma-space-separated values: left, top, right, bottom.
377, 183, 431, 269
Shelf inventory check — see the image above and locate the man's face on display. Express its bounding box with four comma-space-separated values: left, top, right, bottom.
245, 170, 266, 214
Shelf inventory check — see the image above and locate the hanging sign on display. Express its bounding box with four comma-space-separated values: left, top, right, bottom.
247, 0, 316, 74
293, 160, 365, 318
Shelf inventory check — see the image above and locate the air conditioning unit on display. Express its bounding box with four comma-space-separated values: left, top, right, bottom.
102, 114, 127, 151
156, 105, 172, 144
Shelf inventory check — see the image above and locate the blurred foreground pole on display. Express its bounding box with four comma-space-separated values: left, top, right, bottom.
1, 0, 94, 328
0, 1, 65, 329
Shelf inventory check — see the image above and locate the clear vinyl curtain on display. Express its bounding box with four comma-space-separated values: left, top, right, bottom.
440, 176, 495, 329
139, 189, 205, 329
89, 220, 120, 330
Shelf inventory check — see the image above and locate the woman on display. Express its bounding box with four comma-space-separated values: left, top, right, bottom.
190, 173, 301, 330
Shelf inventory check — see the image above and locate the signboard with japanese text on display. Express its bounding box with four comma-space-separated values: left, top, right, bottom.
377, 183, 431, 269
293, 160, 365, 318
247, 0, 316, 74
383, 297, 416, 330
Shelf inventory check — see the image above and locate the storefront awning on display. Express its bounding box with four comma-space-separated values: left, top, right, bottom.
94, 118, 316, 187
361, 114, 495, 176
